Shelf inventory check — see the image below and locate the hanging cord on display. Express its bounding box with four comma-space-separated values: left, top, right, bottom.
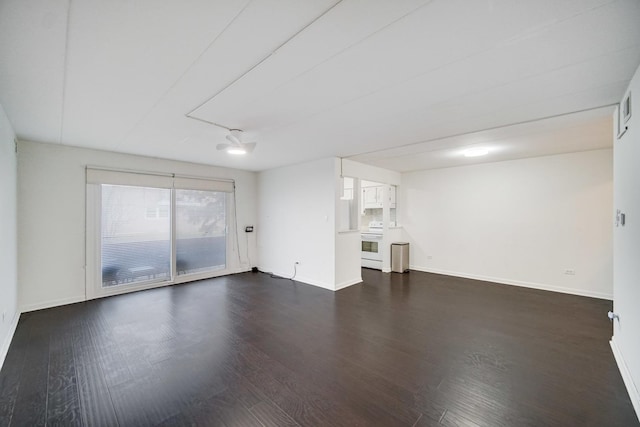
232, 183, 253, 270
232, 186, 243, 269
245, 231, 251, 267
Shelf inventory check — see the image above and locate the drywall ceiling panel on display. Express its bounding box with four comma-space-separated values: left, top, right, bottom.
404, 47, 639, 127
348, 112, 613, 172
0, 0, 68, 142
262, 42, 636, 163
114, 0, 340, 158
249, 73, 621, 172
264, 0, 639, 139
179, 0, 342, 129
60, 0, 251, 148
191, 0, 616, 132
0, 0, 638, 172
62, 0, 341, 148
189, 0, 432, 125
350, 106, 614, 162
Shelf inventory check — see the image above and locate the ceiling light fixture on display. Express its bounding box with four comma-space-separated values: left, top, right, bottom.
216, 129, 257, 155
226, 147, 247, 155
464, 148, 489, 157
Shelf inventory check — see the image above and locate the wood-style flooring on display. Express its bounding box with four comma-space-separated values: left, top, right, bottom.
0, 269, 637, 426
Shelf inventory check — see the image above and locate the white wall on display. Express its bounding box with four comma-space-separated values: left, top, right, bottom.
611, 64, 640, 420
335, 167, 361, 289
258, 158, 337, 289
335, 231, 361, 289
401, 149, 613, 299
342, 159, 401, 185
18, 140, 257, 312
0, 104, 18, 368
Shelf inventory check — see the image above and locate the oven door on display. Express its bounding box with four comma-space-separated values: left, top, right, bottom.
361, 234, 383, 261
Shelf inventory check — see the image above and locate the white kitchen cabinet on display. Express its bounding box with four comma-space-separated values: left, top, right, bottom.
362, 185, 397, 209
362, 186, 383, 209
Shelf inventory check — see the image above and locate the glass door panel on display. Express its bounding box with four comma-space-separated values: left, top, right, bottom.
175, 189, 226, 276
101, 185, 171, 287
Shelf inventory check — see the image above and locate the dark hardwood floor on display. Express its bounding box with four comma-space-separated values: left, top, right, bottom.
0, 269, 637, 426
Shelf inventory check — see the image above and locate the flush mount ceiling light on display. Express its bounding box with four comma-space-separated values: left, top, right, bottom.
226, 147, 247, 155
463, 147, 489, 157
216, 129, 257, 155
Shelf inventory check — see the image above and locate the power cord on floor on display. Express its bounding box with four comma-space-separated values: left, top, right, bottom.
255, 261, 298, 281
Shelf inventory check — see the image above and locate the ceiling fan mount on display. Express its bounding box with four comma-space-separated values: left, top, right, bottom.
217, 129, 256, 155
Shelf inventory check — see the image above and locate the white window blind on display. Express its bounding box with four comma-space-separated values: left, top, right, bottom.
173, 176, 234, 192
86, 167, 234, 192
86, 168, 173, 188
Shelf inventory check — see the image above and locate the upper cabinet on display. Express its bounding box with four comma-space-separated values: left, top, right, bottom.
362, 186, 383, 209
362, 184, 397, 209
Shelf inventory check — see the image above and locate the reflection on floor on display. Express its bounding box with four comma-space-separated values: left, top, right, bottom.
0, 269, 637, 426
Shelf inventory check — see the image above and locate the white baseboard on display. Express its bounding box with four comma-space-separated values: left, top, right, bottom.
610, 337, 640, 422
20, 295, 86, 313
269, 271, 362, 292
335, 277, 362, 291
0, 310, 20, 371
410, 265, 613, 300
267, 270, 335, 291
293, 276, 334, 291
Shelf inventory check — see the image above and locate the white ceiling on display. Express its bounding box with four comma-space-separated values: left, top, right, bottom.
1, 0, 639, 172
349, 105, 616, 171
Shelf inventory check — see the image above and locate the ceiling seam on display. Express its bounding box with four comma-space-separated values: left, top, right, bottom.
185, 115, 233, 131
344, 103, 618, 160
185, 0, 345, 125
497, 0, 617, 47
59, 0, 72, 144
114, 0, 254, 146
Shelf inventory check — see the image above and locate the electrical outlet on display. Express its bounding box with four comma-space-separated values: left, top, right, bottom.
564, 269, 576, 275
427, 255, 433, 260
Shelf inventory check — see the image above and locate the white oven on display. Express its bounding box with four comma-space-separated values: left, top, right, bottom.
361, 221, 384, 269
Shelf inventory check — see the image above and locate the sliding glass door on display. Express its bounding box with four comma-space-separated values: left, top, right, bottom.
101, 185, 172, 287
175, 189, 226, 276
86, 169, 234, 299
